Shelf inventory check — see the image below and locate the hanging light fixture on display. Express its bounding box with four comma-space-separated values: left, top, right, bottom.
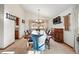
34, 9, 44, 29
35, 9, 40, 23
35, 9, 43, 23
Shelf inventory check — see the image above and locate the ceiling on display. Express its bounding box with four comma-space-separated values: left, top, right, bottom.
21, 4, 74, 19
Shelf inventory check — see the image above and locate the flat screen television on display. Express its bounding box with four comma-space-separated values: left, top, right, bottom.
53, 16, 62, 24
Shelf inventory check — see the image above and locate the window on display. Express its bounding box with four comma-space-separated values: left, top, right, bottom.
64, 14, 70, 31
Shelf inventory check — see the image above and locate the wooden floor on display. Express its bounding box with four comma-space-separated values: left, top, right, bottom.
0, 38, 75, 54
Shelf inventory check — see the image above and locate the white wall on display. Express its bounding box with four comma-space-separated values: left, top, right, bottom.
49, 5, 78, 48
4, 4, 26, 38
75, 5, 79, 53
19, 19, 26, 38
0, 4, 4, 48
61, 7, 75, 47
0, 4, 27, 48
4, 13, 15, 48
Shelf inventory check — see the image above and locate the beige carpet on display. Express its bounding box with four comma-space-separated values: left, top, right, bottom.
0, 38, 28, 54
42, 39, 75, 54
0, 38, 75, 54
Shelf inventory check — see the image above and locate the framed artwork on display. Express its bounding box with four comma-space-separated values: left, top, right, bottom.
6, 13, 16, 21
22, 19, 25, 23
53, 16, 62, 24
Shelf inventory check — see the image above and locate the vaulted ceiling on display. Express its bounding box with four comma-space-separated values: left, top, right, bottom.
21, 4, 74, 19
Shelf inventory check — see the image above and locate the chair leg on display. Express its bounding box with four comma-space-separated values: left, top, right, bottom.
48, 42, 50, 49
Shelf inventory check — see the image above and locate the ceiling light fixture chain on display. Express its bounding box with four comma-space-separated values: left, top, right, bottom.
38, 9, 40, 21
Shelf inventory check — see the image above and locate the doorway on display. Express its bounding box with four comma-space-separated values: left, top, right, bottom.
15, 17, 19, 39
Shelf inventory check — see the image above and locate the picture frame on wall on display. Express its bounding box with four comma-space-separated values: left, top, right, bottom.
6, 13, 16, 21
53, 16, 62, 24
22, 19, 25, 23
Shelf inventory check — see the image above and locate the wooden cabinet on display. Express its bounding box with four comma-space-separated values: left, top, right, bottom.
52, 29, 63, 42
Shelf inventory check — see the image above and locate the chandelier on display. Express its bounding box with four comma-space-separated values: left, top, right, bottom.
31, 9, 45, 30
35, 9, 43, 23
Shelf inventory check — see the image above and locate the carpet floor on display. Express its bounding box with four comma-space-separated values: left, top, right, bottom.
0, 38, 75, 54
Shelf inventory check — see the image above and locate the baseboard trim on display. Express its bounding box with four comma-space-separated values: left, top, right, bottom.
0, 42, 15, 50
64, 42, 76, 53
64, 42, 73, 48
16, 35, 25, 40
